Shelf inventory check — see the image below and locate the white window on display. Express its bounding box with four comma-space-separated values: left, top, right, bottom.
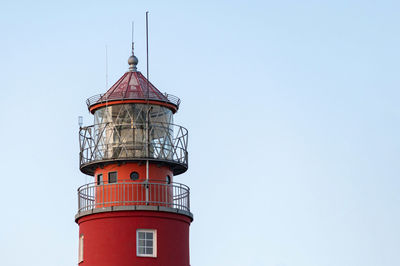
137, 229, 157, 257
78, 235, 84, 263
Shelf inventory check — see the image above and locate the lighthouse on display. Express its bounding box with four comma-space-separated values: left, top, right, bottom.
76, 48, 192, 266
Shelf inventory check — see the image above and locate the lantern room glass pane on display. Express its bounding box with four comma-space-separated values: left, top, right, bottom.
94, 104, 173, 125
92, 104, 174, 161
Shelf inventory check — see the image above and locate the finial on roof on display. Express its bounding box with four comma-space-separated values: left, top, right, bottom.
128, 55, 138, 71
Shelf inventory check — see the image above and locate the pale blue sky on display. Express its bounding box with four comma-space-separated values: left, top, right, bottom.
0, 1, 399, 265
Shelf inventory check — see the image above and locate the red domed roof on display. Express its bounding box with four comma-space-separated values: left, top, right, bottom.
103, 71, 167, 102
86, 71, 180, 113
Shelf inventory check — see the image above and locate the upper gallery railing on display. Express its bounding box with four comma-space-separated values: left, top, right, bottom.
79, 122, 188, 174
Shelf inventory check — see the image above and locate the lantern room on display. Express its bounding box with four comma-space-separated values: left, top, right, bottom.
79, 55, 188, 177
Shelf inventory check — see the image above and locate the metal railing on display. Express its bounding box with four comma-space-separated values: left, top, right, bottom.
86, 93, 181, 109
79, 122, 188, 174
77, 180, 190, 213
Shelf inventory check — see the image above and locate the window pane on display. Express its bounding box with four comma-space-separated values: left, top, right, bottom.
138, 247, 145, 255
146, 240, 153, 246
146, 247, 153, 255
138, 232, 145, 239
108, 172, 117, 183
145, 232, 153, 239
130, 171, 139, 181
138, 240, 145, 246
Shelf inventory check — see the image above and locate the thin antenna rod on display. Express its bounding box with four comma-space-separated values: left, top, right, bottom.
146, 11, 149, 88
145, 11, 150, 184
132, 21, 135, 55
105, 45, 108, 89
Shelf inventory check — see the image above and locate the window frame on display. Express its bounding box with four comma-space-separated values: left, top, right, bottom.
96, 173, 103, 185
136, 229, 157, 258
108, 171, 117, 183
130, 171, 139, 181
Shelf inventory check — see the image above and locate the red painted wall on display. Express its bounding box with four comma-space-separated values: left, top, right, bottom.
94, 163, 173, 183
77, 211, 192, 266
93, 163, 174, 208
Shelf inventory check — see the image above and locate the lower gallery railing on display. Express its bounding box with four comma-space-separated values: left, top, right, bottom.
77, 180, 190, 213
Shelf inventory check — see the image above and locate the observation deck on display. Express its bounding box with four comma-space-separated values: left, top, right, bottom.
79, 122, 188, 175
75, 180, 192, 220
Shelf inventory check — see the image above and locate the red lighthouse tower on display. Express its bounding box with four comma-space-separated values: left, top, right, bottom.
76, 49, 192, 266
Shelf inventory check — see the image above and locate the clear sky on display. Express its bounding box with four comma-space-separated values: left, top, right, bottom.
0, 0, 399, 265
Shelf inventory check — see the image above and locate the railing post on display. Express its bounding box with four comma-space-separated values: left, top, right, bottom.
146, 181, 150, 205
78, 190, 80, 213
